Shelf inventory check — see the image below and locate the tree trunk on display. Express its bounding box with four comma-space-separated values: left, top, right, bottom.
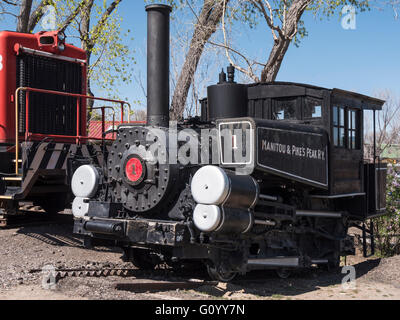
170, 0, 229, 120
260, 0, 311, 82
170, 27, 209, 120
261, 38, 291, 82
78, 0, 121, 124
80, 0, 95, 123
27, 0, 53, 33
17, 0, 33, 33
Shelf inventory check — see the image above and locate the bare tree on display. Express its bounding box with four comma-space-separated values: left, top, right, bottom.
77, 0, 122, 110
252, 0, 310, 82
170, 0, 230, 120
364, 91, 400, 159
376, 0, 400, 19
168, 0, 371, 120
219, 0, 370, 83
131, 109, 147, 122
0, 0, 19, 22
170, 16, 224, 118
1, 0, 83, 33
16, 0, 33, 32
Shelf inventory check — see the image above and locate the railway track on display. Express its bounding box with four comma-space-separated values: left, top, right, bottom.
29, 267, 202, 280
0, 206, 73, 228
29, 267, 217, 292
28, 263, 300, 293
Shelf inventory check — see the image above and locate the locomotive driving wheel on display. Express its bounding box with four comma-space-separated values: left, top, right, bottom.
206, 264, 238, 282
276, 268, 291, 279
123, 247, 162, 270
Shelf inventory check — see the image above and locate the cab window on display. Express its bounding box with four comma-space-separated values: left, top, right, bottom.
273, 98, 297, 120
333, 106, 345, 147
348, 109, 359, 150
332, 106, 360, 149
303, 98, 322, 120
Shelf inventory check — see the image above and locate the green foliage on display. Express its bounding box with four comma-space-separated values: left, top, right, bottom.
86, 13, 134, 99
235, 0, 371, 46
374, 164, 400, 257
307, 0, 370, 18
51, 0, 135, 100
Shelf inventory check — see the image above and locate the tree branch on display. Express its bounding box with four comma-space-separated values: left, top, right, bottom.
27, 0, 53, 33
59, 0, 86, 33
17, 0, 33, 33
218, 0, 260, 81
87, 0, 122, 49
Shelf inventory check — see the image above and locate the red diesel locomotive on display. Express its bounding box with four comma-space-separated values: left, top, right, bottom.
0, 30, 129, 226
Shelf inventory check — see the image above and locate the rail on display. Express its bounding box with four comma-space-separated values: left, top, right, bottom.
91, 106, 117, 140
14, 87, 133, 175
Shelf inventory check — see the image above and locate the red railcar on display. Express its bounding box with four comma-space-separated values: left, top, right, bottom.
0, 30, 87, 144
0, 30, 129, 226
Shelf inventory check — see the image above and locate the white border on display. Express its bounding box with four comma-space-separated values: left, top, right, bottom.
218, 121, 254, 166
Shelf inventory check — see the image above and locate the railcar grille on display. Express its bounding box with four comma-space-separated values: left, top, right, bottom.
16, 53, 83, 136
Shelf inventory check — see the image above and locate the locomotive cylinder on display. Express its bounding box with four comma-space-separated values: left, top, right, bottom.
71, 165, 100, 199
190, 166, 259, 209
146, 4, 171, 128
193, 204, 253, 234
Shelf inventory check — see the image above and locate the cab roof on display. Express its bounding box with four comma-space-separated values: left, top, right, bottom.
247, 81, 385, 111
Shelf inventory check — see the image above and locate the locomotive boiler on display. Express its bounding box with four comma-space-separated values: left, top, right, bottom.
72, 4, 387, 281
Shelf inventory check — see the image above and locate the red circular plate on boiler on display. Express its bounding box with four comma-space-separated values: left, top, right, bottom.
125, 157, 143, 183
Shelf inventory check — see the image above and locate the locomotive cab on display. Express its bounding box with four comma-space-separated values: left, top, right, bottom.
213, 81, 386, 220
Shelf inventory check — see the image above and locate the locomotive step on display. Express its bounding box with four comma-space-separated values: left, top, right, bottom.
0, 195, 13, 200
1, 177, 22, 182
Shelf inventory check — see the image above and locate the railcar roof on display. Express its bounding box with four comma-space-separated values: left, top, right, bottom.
248, 81, 385, 110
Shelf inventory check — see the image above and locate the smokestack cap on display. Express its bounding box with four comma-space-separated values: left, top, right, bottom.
145, 4, 172, 12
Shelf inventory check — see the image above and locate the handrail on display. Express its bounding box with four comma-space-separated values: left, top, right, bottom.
15, 87, 132, 175
91, 106, 116, 140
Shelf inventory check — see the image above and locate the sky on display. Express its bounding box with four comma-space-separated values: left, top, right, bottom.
0, 1, 399, 112
118, 1, 400, 110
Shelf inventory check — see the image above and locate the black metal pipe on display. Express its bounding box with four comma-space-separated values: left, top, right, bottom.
146, 4, 172, 127
84, 220, 125, 236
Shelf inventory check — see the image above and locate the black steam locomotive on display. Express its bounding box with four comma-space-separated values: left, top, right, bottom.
72, 4, 387, 281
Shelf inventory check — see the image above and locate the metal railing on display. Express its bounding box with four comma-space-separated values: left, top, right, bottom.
90, 106, 117, 140
14, 87, 133, 175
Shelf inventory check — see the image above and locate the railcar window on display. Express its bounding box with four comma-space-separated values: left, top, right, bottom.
332, 106, 360, 149
333, 106, 346, 147
348, 109, 359, 149
303, 98, 322, 120
273, 98, 297, 120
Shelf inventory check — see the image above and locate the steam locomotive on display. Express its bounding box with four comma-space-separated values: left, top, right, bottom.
72, 4, 387, 281
0, 29, 129, 226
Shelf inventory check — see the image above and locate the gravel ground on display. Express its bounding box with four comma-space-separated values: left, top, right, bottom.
0, 217, 126, 290
363, 255, 400, 288
1, 218, 400, 300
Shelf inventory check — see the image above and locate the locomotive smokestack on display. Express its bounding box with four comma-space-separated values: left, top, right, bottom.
146, 4, 171, 127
